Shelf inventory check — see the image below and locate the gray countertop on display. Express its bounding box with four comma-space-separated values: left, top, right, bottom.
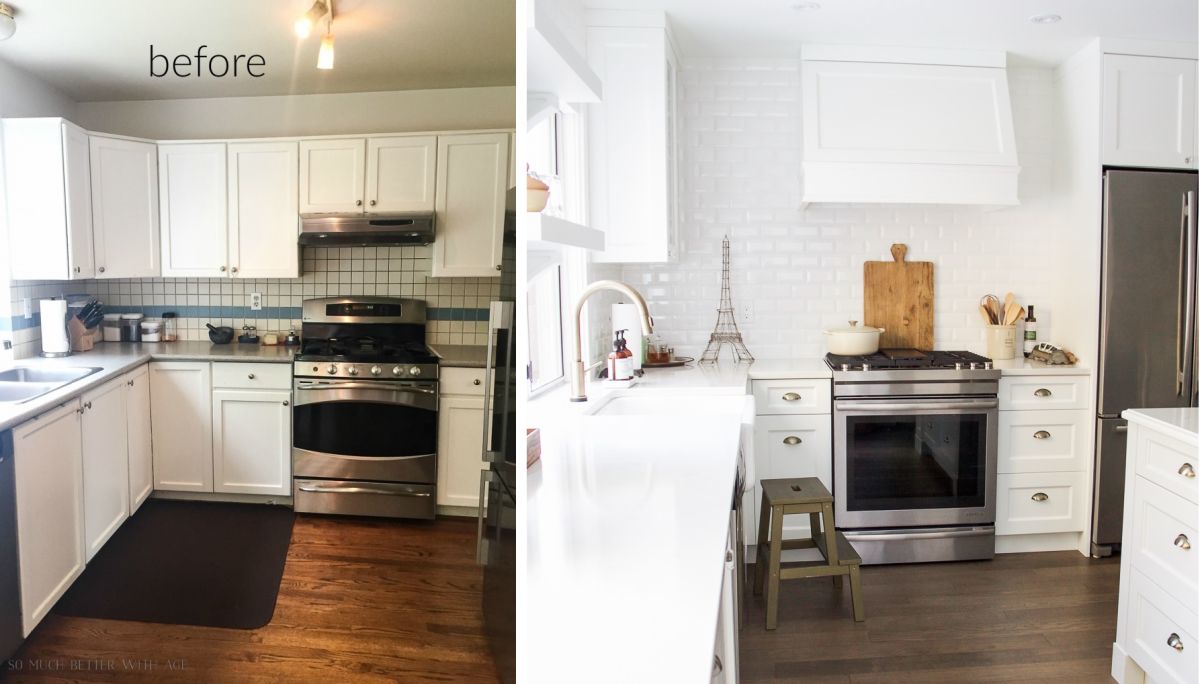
429, 344, 488, 368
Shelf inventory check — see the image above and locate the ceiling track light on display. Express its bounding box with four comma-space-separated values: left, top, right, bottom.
294, 0, 329, 39
317, 18, 335, 70
0, 4, 16, 41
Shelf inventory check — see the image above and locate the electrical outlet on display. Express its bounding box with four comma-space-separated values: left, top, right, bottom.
250, 292, 263, 311
22, 298, 31, 319
742, 303, 754, 323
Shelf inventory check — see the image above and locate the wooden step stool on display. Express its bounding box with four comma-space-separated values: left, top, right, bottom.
753, 477, 864, 629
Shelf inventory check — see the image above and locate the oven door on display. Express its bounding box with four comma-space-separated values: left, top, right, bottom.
834, 396, 998, 529
292, 378, 438, 483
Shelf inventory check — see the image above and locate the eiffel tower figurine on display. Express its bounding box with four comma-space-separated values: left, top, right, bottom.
700, 236, 754, 364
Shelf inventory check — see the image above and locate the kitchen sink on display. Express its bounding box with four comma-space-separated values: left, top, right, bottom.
585, 390, 750, 418
0, 383, 59, 403
0, 366, 103, 404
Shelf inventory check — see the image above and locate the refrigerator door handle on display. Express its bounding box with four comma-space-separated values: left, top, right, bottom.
1183, 191, 1197, 399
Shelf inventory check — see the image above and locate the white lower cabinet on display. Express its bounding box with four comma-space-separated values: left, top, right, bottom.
149, 361, 214, 492
80, 377, 130, 561
212, 388, 291, 495
995, 471, 1086, 536
752, 413, 832, 540
436, 368, 487, 510
12, 401, 85, 637
126, 365, 153, 514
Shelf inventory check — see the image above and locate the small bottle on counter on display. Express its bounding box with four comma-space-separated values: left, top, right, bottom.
607, 330, 634, 381
1023, 305, 1037, 357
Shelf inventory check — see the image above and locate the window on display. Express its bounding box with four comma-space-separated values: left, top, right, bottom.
526, 264, 563, 391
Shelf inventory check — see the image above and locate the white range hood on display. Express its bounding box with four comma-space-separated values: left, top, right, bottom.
800, 46, 1020, 207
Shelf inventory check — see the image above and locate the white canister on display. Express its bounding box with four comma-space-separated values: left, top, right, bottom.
102, 313, 123, 342
140, 319, 163, 342
985, 324, 1017, 360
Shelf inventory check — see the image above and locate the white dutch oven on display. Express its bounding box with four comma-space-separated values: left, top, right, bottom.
823, 320, 884, 355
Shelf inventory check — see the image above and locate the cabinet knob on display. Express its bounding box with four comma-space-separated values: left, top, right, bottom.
127, 380, 134, 386
369, 200, 377, 206
247, 373, 256, 379
1031, 492, 1049, 502
1168, 633, 1184, 652
282, 400, 289, 406
84, 401, 92, 410
473, 379, 481, 385
1180, 463, 1196, 479
220, 266, 227, 272
783, 436, 802, 445
231, 266, 238, 274
76, 407, 85, 415
782, 392, 801, 402
98, 266, 105, 273
1186, 156, 1193, 165
1034, 388, 1052, 397
74, 266, 80, 273
1033, 430, 1051, 440
355, 199, 362, 206
1174, 534, 1191, 550
495, 264, 502, 271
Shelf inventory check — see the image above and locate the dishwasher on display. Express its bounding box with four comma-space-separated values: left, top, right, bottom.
0, 430, 21, 660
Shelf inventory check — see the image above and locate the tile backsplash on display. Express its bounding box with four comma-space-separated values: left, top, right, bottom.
5, 242, 515, 359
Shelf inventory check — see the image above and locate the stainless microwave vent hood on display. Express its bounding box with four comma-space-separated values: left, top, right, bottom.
299, 213, 435, 246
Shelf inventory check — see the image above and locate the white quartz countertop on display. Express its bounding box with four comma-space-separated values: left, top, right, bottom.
526, 391, 751, 683
1122, 407, 1199, 445
988, 358, 1091, 375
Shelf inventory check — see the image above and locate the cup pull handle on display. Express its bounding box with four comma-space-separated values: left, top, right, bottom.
1031, 492, 1049, 502
1180, 463, 1196, 479
782, 392, 801, 401
1033, 430, 1051, 440
1034, 388, 1052, 397
783, 436, 801, 445
1167, 633, 1184, 652
1175, 534, 1191, 550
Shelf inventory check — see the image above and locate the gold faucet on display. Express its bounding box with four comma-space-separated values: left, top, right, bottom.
570, 280, 654, 402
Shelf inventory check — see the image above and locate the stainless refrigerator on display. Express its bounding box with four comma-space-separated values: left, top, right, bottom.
1092, 169, 1198, 557
477, 300, 515, 684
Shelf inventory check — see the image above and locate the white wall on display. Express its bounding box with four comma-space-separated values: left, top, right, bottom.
77, 86, 515, 139
599, 58, 1064, 361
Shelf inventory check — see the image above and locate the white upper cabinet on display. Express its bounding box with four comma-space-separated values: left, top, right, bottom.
228, 141, 299, 278
158, 143, 228, 277
366, 136, 438, 212
299, 138, 366, 213
1102, 54, 1198, 169
1, 118, 94, 280
586, 19, 679, 263
90, 135, 160, 278
431, 133, 509, 277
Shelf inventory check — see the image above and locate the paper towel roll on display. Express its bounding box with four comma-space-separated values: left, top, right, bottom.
39, 299, 70, 356
612, 303, 644, 370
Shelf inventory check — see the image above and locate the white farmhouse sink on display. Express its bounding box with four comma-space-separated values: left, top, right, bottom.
585, 390, 751, 418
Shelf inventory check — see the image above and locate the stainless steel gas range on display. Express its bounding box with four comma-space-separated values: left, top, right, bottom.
291, 297, 440, 519
828, 349, 1000, 564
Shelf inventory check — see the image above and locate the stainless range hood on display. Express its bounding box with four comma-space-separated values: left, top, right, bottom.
299, 213, 435, 246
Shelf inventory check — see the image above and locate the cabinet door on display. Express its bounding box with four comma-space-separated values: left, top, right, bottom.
587, 26, 675, 263
149, 362, 213, 492
212, 389, 292, 496
62, 122, 96, 279
299, 138, 365, 213
158, 143, 228, 277
81, 377, 129, 561
431, 133, 508, 277
126, 365, 153, 515
13, 401, 84, 637
90, 135, 160, 278
365, 135, 437, 212
228, 141, 299, 278
752, 414, 832, 540
1103, 54, 1198, 169
436, 393, 486, 508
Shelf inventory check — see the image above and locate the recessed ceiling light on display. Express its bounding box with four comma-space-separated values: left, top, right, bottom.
1029, 13, 1062, 24
790, 2, 821, 10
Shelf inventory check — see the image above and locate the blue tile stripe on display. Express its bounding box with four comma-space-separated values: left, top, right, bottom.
6, 306, 488, 329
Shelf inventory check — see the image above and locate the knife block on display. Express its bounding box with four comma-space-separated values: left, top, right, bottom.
68, 318, 97, 352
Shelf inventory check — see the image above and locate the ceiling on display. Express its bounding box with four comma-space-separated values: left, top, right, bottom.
0, 0, 516, 101
583, 0, 1198, 65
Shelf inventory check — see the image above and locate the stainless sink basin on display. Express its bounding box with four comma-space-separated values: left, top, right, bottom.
0, 366, 102, 404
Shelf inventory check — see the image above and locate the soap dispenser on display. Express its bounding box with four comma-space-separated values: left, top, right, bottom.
607, 329, 634, 382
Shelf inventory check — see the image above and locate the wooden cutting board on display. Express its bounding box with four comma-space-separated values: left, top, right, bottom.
863, 243, 934, 350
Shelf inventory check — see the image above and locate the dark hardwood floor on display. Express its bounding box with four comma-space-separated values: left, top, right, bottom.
3, 515, 498, 683
740, 551, 1121, 683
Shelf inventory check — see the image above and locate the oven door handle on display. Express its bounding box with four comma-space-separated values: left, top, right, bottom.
295, 382, 435, 394
835, 398, 999, 412
297, 483, 432, 497
293, 384, 437, 410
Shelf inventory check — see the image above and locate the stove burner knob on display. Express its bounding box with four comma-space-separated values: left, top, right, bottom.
409, 366, 422, 377
370, 365, 382, 377
841, 364, 850, 372
984, 361, 993, 370
862, 363, 870, 371
326, 365, 338, 375
955, 362, 963, 370
969, 362, 979, 370
392, 366, 403, 376
347, 366, 359, 376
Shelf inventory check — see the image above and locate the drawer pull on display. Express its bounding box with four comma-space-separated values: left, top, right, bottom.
782, 392, 801, 402
1179, 463, 1196, 479
783, 436, 802, 445
1033, 430, 1051, 440
1031, 492, 1049, 502
248, 373, 256, 379
1034, 388, 1052, 397
1175, 534, 1191, 550
1167, 633, 1184, 652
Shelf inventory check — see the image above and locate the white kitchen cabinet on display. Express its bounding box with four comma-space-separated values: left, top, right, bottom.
1, 118, 94, 280
995, 471, 1086, 536
125, 365, 153, 515
80, 376, 130, 562
90, 135, 160, 278
158, 143, 228, 277
299, 138, 366, 213
212, 389, 291, 496
998, 409, 1090, 473
12, 401, 85, 637
366, 135, 437, 212
437, 368, 487, 510
752, 413, 833, 540
1102, 54, 1198, 169
431, 133, 509, 277
149, 361, 213, 492
228, 141, 299, 278
586, 21, 679, 263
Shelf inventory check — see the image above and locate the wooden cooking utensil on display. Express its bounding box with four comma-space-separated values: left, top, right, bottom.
979, 304, 995, 325
980, 294, 1000, 324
